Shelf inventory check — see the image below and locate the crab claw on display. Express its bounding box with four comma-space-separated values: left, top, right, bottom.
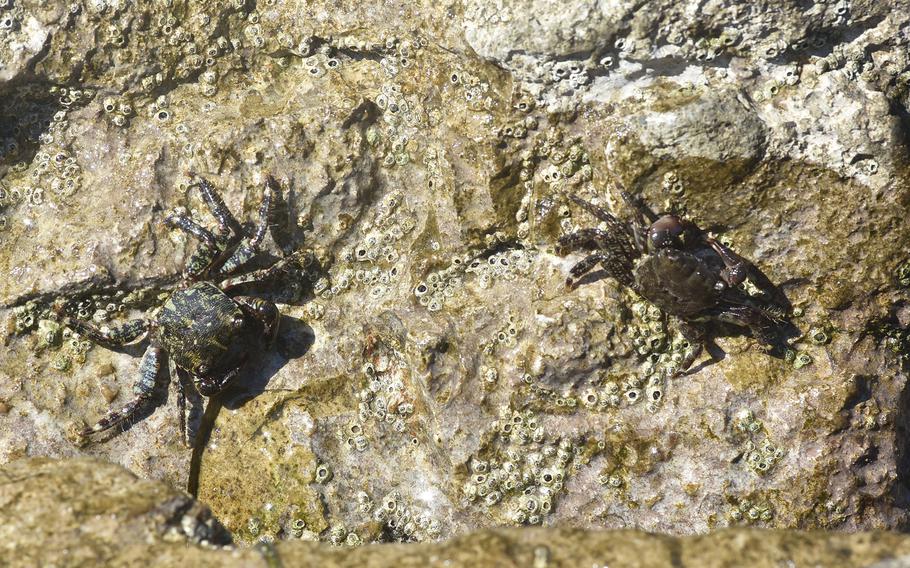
194, 365, 243, 397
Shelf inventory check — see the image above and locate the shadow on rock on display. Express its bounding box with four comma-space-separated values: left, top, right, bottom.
223, 314, 314, 409
187, 314, 313, 497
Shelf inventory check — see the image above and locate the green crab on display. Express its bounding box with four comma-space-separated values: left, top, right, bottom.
558, 185, 792, 375
62, 174, 308, 444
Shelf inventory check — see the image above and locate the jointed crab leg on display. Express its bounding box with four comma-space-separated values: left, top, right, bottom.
220, 249, 313, 292
63, 318, 150, 349
191, 175, 244, 236
175, 366, 204, 447
711, 305, 778, 344
218, 175, 278, 276
558, 228, 613, 253
566, 254, 612, 289
569, 195, 624, 225
164, 213, 219, 246
619, 190, 659, 224
80, 345, 162, 437
675, 320, 705, 376
165, 212, 236, 280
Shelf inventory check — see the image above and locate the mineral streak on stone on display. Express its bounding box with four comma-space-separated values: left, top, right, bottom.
1, 0, 910, 548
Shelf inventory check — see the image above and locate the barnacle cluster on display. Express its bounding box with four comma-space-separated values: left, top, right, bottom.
519, 374, 579, 414
364, 490, 441, 542
466, 247, 537, 290
371, 83, 428, 169
448, 68, 496, 113
0, 86, 89, 212
326, 523, 363, 546
728, 498, 774, 525
617, 299, 701, 412
896, 260, 910, 288
462, 410, 592, 526
519, 367, 664, 415
327, 191, 416, 303
413, 258, 466, 313
869, 317, 910, 369
514, 129, 594, 240
521, 295, 679, 415
733, 410, 785, 476
345, 339, 416, 451
481, 314, 521, 354
377, 36, 426, 79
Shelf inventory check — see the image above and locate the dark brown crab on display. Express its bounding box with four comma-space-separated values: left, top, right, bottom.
60, 174, 309, 444
558, 186, 791, 374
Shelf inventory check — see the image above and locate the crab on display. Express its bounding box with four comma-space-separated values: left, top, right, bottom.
558, 186, 791, 374
60, 174, 309, 444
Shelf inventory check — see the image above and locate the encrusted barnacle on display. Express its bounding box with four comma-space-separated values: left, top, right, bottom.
0, 12, 19, 31
807, 327, 831, 345
314, 463, 333, 483
289, 518, 307, 538
896, 260, 910, 287
729, 498, 774, 525
793, 352, 813, 369
328, 524, 347, 545
742, 433, 785, 476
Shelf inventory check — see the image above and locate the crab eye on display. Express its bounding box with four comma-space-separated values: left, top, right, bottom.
231, 316, 245, 328
196, 363, 210, 374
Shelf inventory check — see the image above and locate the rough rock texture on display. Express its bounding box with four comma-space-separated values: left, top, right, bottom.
4, 458, 910, 568
0, 457, 235, 566
2, 0, 910, 548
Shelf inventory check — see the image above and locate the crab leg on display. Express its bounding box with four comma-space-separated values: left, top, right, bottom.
164, 213, 218, 245
558, 228, 613, 253
220, 249, 314, 292
175, 366, 204, 447
569, 195, 627, 225
618, 190, 659, 224
63, 318, 149, 348
674, 320, 705, 377
711, 305, 778, 346
217, 175, 278, 276
80, 345, 162, 437
190, 174, 244, 236
165, 213, 235, 280
566, 253, 612, 289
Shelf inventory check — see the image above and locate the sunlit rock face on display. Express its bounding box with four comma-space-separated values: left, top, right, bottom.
2, 0, 910, 544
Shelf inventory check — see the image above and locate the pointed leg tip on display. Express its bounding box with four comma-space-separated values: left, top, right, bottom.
70, 424, 93, 447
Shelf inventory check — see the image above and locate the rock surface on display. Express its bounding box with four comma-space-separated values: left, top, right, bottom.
1, 0, 910, 547
4, 457, 910, 568
0, 457, 235, 566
